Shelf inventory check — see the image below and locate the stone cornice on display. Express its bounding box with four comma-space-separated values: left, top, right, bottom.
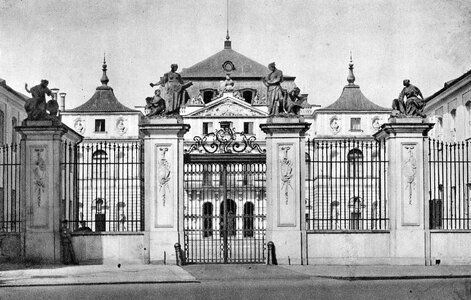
15, 121, 83, 143
260, 118, 311, 136
140, 121, 190, 138
374, 122, 434, 141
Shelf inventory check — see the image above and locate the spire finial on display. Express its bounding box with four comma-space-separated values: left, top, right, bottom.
224, 0, 232, 49
101, 53, 109, 86
347, 51, 355, 85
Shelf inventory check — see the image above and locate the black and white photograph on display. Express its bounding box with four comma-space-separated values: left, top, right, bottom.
1, 0, 471, 299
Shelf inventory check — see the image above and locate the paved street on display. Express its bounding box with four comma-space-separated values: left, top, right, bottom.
2, 277, 471, 300
1, 265, 471, 299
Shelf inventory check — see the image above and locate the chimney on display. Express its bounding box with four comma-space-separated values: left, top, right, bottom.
59, 92, 67, 111
51, 88, 59, 101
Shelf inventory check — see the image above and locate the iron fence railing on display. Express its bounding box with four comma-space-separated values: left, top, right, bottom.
428, 138, 471, 230
61, 141, 144, 232
0, 143, 21, 232
305, 139, 389, 231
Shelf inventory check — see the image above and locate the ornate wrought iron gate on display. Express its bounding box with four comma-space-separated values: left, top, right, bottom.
183, 123, 266, 263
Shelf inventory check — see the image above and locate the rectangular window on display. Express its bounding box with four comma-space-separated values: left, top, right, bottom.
350, 118, 361, 131
95, 119, 106, 132
243, 122, 254, 135
202, 122, 213, 135
350, 212, 361, 230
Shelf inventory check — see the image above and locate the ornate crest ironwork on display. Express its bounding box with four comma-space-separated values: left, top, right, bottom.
185, 126, 265, 154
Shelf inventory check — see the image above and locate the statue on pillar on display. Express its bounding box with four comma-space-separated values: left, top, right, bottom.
284, 87, 306, 116
24, 80, 59, 121
145, 89, 166, 117
394, 79, 426, 118
262, 62, 285, 116
150, 64, 193, 115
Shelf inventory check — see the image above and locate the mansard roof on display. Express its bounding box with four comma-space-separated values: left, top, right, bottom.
68, 60, 138, 113
180, 40, 295, 79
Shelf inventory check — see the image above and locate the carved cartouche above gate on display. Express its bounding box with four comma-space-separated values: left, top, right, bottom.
185, 126, 265, 154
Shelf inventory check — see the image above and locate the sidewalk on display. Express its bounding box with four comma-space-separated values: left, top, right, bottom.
2, 264, 471, 287
283, 265, 471, 280
0, 264, 197, 287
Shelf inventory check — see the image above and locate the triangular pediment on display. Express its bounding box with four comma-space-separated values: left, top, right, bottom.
186, 95, 268, 117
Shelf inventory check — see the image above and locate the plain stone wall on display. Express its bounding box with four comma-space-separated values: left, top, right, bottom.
430, 232, 471, 265
307, 233, 390, 265
72, 233, 144, 264
0, 233, 22, 259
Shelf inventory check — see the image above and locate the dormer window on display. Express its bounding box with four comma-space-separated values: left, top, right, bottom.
201, 89, 218, 104
239, 88, 257, 104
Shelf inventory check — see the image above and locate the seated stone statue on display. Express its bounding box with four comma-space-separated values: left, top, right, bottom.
284, 87, 305, 115
145, 89, 166, 117
24, 80, 52, 121
391, 98, 405, 117
397, 79, 426, 118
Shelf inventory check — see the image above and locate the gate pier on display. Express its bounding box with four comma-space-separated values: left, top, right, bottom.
261, 118, 311, 265
374, 118, 434, 265
16, 120, 82, 263
140, 118, 190, 264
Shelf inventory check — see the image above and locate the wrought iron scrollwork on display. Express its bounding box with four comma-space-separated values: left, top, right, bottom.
185, 127, 265, 154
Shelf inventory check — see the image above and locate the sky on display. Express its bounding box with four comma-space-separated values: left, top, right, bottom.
1, 0, 470, 110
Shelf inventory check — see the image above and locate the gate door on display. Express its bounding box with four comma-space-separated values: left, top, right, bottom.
183, 125, 266, 263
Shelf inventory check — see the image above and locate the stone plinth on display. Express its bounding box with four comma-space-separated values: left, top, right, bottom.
260, 117, 311, 264
16, 120, 82, 263
139, 117, 190, 264
374, 118, 433, 265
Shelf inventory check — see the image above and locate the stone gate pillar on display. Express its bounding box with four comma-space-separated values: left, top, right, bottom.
374, 118, 433, 265
16, 120, 82, 262
261, 118, 310, 265
140, 118, 190, 264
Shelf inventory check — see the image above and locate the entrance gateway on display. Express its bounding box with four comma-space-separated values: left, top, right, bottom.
183, 122, 267, 263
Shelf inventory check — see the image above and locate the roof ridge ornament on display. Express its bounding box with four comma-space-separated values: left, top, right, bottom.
347, 51, 355, 85
101, 53, 109, 86
224, 0, 232, 49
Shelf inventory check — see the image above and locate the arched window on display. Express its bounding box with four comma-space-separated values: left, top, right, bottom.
0, 110, 4, 145
201, 89, 218, 104
243, 202, 254, 237
347, 149, 363, 178
239, 89, 257, 104
92, 149, 108, 160
220, 199, 236, 237
202, 202, 213, 237
11, 117, 17, 144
